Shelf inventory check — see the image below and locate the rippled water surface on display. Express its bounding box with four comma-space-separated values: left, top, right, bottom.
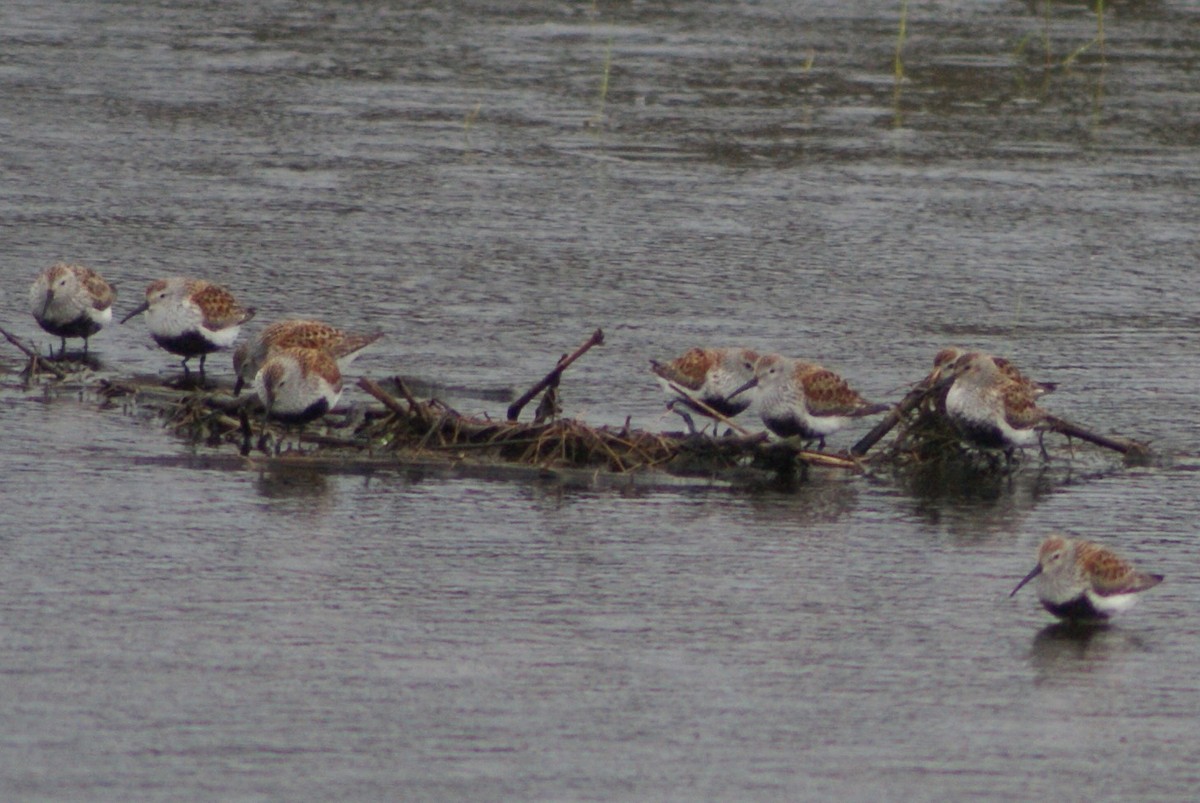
4, 0, 1200, 798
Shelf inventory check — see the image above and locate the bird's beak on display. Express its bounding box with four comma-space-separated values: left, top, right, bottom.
727, 376, 759, 402
925, 369, 961, 393
233, 376, 245, 396
261, 381, 275, 419
39, 289, 54, 318
120, 301, 149, 324
1009, 564, 1043, 598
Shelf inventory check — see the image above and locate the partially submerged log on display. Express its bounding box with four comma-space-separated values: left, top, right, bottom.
1044, 415, 1152, 464
70, 370, 860, 485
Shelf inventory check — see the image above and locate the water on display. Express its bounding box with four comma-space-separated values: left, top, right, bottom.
3, 0, 1200, 798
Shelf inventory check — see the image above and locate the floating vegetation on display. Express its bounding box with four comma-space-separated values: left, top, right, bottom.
2, 325, 1150, 489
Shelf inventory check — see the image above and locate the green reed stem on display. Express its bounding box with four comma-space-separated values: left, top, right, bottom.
589, 37, 614, 126
892, 0, 909, 127
894, 0, 909, 82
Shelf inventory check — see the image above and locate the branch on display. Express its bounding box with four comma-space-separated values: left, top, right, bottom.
0, 324, 67, 379
507, 328, 604, 421
1044, 415, 1151, 461
850, 375, 951, 456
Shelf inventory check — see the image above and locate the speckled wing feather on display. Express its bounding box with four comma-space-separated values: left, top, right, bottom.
328, 331, 383, 360
993, 356, 1057, 396
1077, 541, 1164, 596
193, 282, 255, 329
270, 322, 382, 359
267, 320, 342, 350
1000, 381, 1047, 430
798, 364, 885, 418
295, 346, 344, 393
78, 266, 116, 310
650, 348, 713, 392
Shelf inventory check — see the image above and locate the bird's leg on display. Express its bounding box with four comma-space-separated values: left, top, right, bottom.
666, 400, 698, 435
1037, 431, 1051, 461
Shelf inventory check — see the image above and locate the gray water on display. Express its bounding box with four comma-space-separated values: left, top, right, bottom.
3, 0, 1200, 799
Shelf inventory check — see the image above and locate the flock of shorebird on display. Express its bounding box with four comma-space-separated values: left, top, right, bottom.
648, 346, 1164, 623
28, 262, 379, 425
649, 345, 1058, 455
25, 262, 1164, 624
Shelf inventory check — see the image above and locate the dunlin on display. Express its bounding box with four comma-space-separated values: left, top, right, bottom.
233, 319, 382, 395
121, 277, 255, 379
1010, 535, 1163, 622
650, 347, 759, 432
727, 353, 889, 449
28, 262, 116, 357
253, 345, 343, 425
930, 347, 1055, 397
942, 351, 1048, 455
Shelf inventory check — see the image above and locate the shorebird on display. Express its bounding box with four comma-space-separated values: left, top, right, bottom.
941, 351, 1050, 456
253, 345, 343, 425
233, 319, 382, 395
727, 353, 889, 449
929, 347, 1056, 397
1010, 535, 1163, 622
122, 277, 255, 381
649, 347, 759, 432
28, 262, 116, 357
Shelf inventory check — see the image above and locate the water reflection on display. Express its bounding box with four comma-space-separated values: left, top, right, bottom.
254, 464, 332, 504
744, 476, 860, 525
1028, 620, 1149, 683
900, 459, 1063, 538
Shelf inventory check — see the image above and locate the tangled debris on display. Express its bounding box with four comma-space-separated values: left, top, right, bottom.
3, 324, 1150, 486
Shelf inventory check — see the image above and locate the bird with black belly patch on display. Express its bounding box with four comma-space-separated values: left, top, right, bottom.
29, 262, 116, 358
122, 277, 255, 382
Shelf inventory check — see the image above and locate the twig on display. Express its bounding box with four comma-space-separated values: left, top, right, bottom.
390, 376, 421, 412
661, 378, 753, 437
1044, 415, 1150, 460
793, 449, 863, 471
0, 324, 67, 379
850, 375, 952, 456
357, 377, 408, 416
507, 328, 604, 421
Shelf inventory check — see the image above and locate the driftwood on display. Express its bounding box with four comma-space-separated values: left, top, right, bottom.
1044, 415, 1151, 462
2, 328, 1152, 482
507, 328, 604, 422
851, 377, 949, 456
857, 373, 1151, 466
359, 377, 410, 416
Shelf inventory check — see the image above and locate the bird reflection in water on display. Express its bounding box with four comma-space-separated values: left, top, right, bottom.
255, 464, 332, 504
1028, 621, 1149, 684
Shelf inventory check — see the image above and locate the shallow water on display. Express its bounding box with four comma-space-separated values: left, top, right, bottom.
3, 0, 1200, 798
